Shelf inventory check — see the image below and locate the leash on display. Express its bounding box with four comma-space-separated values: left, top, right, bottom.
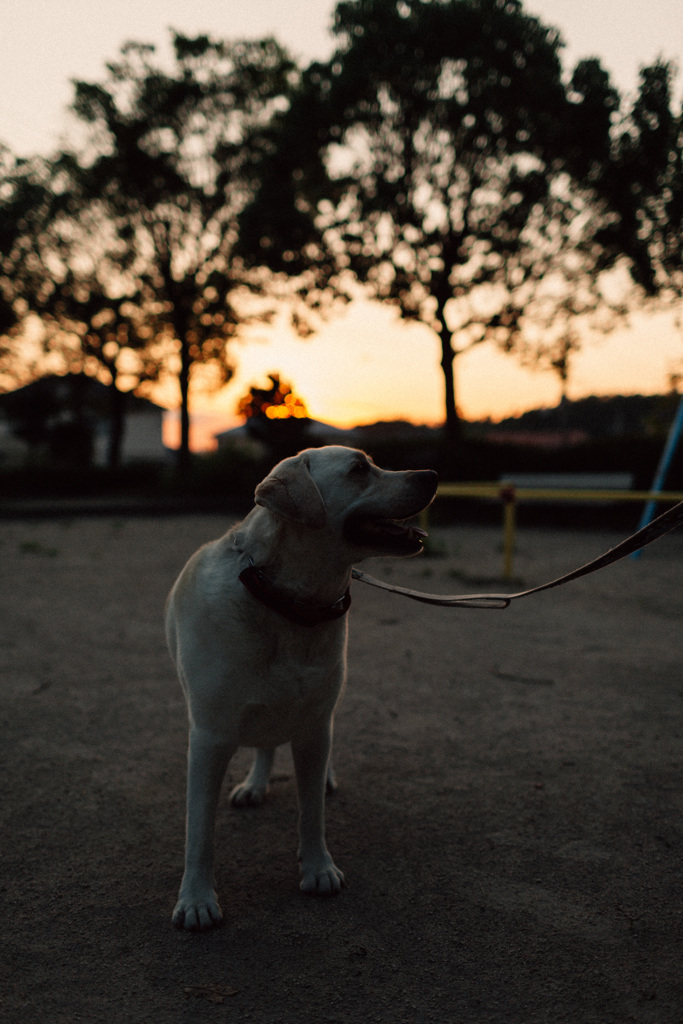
351, 499, 683, 610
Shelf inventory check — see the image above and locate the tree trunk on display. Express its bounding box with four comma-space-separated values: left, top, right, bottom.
166, 274, 193, 476
436, 302, 461, 473
107, 372, 126, 470
177, 336, 192, 475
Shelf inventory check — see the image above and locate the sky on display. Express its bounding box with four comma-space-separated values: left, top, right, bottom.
2, 1, 682, 446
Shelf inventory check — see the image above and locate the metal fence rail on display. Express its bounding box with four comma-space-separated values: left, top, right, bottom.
426, 483, 683, 580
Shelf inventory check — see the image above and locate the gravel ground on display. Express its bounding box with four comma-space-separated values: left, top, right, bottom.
1, 512, 682, 1023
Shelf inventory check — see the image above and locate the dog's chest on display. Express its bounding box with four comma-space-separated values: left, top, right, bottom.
235, 627, 346, 747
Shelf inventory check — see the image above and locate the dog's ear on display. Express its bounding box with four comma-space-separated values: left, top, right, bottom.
254, 455, 327, 529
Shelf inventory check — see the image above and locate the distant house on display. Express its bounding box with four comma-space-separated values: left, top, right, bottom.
0, 373, 170, 467
483, 429, 590, 449
214, 419, 354, 453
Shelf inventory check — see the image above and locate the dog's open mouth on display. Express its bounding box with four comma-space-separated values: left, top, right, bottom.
344, 515, 428, 552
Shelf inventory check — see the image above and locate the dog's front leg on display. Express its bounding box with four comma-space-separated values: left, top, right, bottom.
292, 721, 345, 896
172, 726, 236, 931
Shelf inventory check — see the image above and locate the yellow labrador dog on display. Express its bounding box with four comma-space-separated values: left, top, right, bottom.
166, 445, 437, 930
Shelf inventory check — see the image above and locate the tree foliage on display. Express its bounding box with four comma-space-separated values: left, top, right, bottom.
0, 150, 54, 377
3, 8, 680, 472
237, 373, 311, 459
0, 160, 168, 464
607, 61, 683, 302
237, 372, 309, 422
308, 0, 619, 442
55, 31, 305, 470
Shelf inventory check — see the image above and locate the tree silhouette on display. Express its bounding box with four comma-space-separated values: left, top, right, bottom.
0, 149, 54, 388
309, 0, 617, 448
58, 32, 302, 472
36, 271, 165, 468
238, 373, 309, 422
607, 61, 683, 303
0, 149, 165, 466
237, 373, 311, 460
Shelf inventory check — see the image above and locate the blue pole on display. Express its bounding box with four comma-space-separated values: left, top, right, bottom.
632, 393, 683, 557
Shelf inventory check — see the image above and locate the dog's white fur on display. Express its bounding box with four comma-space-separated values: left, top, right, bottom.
166, 445, 437, 930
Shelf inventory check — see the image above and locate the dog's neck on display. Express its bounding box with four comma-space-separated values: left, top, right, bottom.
232, 507, 354, 610
238, 560, 351, 627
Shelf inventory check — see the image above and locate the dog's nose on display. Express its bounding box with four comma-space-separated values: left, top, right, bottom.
412, 469, 438, 499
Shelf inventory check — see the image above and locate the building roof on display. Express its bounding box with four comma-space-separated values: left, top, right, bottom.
0, 373, 164, 417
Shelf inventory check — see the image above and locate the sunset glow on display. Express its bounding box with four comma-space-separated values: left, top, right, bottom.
2, 1, 681, 458
161, 299, 683, 452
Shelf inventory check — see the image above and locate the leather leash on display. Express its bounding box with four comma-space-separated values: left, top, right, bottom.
351, 499, 683, 610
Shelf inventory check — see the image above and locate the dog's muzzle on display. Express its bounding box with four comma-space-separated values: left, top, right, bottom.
343, 469, 437, 554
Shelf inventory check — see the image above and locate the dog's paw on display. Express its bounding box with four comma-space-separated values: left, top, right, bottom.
299, 855, 345, 896
172, 892, 224, 931
228, 780, 267, 808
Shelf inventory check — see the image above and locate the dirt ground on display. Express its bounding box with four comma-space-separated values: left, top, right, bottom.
1, 510, 682, 1024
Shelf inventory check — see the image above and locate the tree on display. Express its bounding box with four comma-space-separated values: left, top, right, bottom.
607, 61, 683, 303
35, 268, 166, 468
59, 32, 302, 471
237, 373, 312, 460
238, 373, 309, 422
0, 148, 22, 344
0, 148, 164, 466
310, 0, 617, 447
504, 57, 625, 399
0, 149, 55, 389
233, 55, 353, 336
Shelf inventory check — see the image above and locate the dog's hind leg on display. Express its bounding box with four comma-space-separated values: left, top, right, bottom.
325, 757, 338, 794
172, 727, 236, 931
229, 747, 274, 807
230, 745, 338, 808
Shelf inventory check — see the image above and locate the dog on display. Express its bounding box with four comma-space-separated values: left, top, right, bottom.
165, 445, 438, 930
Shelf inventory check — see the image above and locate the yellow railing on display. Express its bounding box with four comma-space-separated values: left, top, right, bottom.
424, 483, 683, 580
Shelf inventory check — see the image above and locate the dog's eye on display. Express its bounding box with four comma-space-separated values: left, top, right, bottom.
348, 460, 371, 476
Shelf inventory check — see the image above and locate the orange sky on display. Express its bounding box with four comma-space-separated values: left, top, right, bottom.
1, 1, 680, 453
163, 299, 683, 451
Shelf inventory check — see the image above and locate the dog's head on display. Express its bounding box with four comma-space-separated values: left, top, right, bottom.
255, 446, 438, 557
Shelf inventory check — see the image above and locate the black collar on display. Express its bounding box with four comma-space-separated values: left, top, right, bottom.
239, 561, 351, 628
